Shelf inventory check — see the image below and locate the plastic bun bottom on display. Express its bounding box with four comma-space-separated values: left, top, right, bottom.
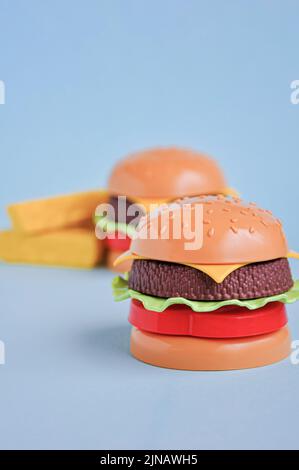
130, 326, 291, 371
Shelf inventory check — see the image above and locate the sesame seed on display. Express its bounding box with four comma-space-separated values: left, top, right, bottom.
230, 225, 238, 233
207, 228, 215, 237
260, 220, 269, 227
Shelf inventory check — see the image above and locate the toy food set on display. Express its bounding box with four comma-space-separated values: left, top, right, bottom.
113, 196, 299, 370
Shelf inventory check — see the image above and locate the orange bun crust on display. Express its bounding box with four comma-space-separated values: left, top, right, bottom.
108, 148, 227, 199
130, 326, 291, 370
131, 196, 288, 265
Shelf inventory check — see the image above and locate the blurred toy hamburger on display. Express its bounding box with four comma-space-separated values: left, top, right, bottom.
97, 147, 236, 272
113, 196, 299, 370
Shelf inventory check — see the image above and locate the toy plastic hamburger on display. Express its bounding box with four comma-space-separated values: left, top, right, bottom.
99, 147, 236, 272
113, 196, 299, 370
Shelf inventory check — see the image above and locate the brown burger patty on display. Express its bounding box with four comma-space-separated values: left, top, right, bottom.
109, 196, 145, 225
128, 258, 293, 300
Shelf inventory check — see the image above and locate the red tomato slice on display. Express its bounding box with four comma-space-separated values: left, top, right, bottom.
105, 232, 131, 251
129, 300, 287, 339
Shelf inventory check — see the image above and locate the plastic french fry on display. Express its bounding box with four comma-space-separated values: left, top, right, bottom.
7, 189, 108, 234
0, 229, 103, 268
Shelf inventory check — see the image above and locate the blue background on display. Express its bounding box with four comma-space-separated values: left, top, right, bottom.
0, 0, 299, 450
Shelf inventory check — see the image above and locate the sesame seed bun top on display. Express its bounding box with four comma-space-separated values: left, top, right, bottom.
108, 147, 227, 199
130, 196, 288, 265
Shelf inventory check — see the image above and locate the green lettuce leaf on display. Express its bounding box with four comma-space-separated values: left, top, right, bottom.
112, 276, 299, 312
94, 215, 136, 238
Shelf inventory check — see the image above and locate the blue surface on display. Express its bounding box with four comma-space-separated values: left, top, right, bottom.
0, 0, 299, 449
0, 264, 299, 450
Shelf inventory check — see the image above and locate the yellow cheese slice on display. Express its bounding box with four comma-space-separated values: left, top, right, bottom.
7, 189, 108, 234
185, 262, 247, 283
132, 197, 170, 213
115, 249, 299, 283
113, 250, 141, 266
0, 229, 104, 268
223, 187, 240, 197
114, 251, 247, 283
133, 192, 241, 211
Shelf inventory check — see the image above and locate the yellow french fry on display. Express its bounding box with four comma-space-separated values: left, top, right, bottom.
7, 189, 108, 234
0, 229, 104, 268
